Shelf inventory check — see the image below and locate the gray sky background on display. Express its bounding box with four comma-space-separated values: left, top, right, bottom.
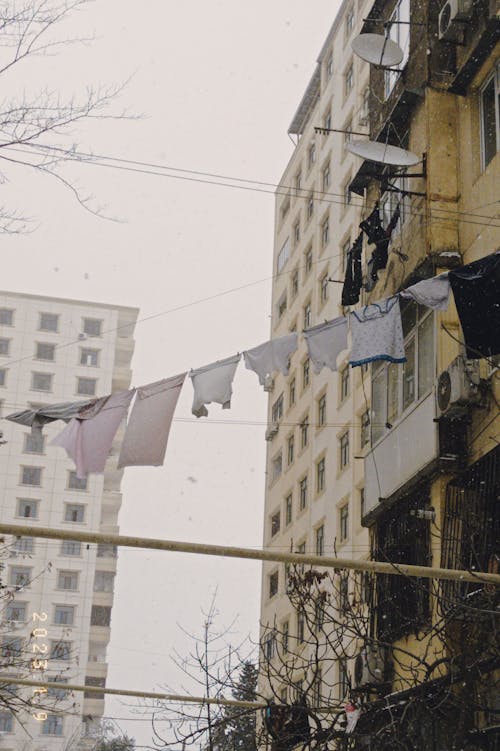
3, 2, 340, 745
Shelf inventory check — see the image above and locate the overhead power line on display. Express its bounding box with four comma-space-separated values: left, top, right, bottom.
0, 523, 498, 585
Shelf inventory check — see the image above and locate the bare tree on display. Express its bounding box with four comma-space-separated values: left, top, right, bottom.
0, 0, 134, 231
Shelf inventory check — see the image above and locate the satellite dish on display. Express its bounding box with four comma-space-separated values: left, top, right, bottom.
347, 139, 420, 167
352, 33, 404, 67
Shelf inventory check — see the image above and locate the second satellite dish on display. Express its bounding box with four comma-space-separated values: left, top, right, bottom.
352, 33, 404, 67
347, 140, 420, 167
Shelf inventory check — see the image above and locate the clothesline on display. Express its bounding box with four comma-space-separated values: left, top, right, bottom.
5, 250, 499, 479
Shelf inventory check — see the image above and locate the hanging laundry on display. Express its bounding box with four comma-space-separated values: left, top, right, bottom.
349, 296, 406, 367
117, 373, 186, 468
303, 317, 348, 374
244, 333, 298, 386
345, 702, 361, 734
190, 354, 241, 418
341, 233, 364, 306
449, 251, 500, 359
400, 273, 450, 310
360, 204, 400, 286
51, 389, 135, 478
6, 398, 97, 435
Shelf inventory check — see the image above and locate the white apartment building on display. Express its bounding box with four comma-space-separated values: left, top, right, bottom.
259, 0, 373, 705
0, 291, 137, 751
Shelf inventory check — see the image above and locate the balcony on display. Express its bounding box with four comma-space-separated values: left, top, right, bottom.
364, 391, 439, 518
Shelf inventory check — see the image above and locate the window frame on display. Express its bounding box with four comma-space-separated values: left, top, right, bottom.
480, 63, 500, 171
38, 312, 59, 332
31, 371, 53, 392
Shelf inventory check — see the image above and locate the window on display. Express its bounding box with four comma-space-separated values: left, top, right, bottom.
345, 63, 354, 97
285, 494, 292, 526
345, 6, 354, 36
299, 475, 308, 510
320, 273, 329, 304
321, 216, 330, 247
57, 570, 79, 591
287, 228, 298, 260
287, 434, 294, 465
91, 605, 112, 626
291, 269, 299, 298
84, 676, 106, 700
272, 393, 284, 423
360, 409, 371, 449
77, 376, 97, 396
0, 368, 6, 387
340, 504, 349, 541
304, 247, 313, 275
384, 0, 410, 98
282, 620, 289, 653
42, 715, 63, 736
0, 337, 10, 355
61, 540, 81, 556
308, 142, 316, 169
339, 658, 349, 698
340, 574, 349, 611
24, 431, 45, 454
280, 197, 290, 221
302, 358, 310, 388
1, 636, 23, 660
339, 431, 350, 469
0, 308, 14, 326
50, 640, 72, 660
16, 499, 39, 519
297, 610, 305, 642
303, 301, 311, 329
307, 194, 314, 220
326, 54, 333, 78
271, 511, 281, 538
0, 712, 13, 732
318, 394, 326, 427
83, 317, 102, 337
94, 571, 115, 592
342, 237, 351, 272
64, 503, 85, 523
361, 87, 370, 121
39, 312, 59, 332
480, 66, 500, 169
269, 571, 279, 598
277, 238, 291, 274
271, 453, 283, 482
68, 471, 87, 491
344, 118, 353, 148
54, 606, 75, 626
340, 366, 350, 401
313, 669, 323, 705
263, 631, 276, 661
370, 302, 434, 443
6, 602, 26, 622
323, 110, 332, 131
80, 348, 100, 366
316, 457, 325, 493
343, 180, 352, 207
14, 536, 34, 554
316, 525, 324, 556
360, 487, 366, 518
295, 171, 302, 195
300, 416, 309, 448
35, 342, 55, 361
48, 677, 69, 699
322, 164, 330, 191
289, 378, 296, 407
20, 466, 42, 486
31, 371, 53, 392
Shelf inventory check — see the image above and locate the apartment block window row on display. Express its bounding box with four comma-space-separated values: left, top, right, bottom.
371, 302, 434, 444
480, 63, 500, 169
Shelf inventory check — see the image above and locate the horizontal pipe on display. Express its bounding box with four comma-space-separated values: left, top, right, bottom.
0, 523, 498, 585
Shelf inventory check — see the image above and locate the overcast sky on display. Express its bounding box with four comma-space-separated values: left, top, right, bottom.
2, 2, 340, 746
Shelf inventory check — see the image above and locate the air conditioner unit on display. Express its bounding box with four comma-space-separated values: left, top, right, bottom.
354, 645, 387, 688
436, 356, 481, 418
438, 0, 473, 40
265, 423, 279, 441
263, 376, 275, 393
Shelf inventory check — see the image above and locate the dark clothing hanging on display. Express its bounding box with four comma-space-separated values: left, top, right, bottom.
264, 700, 310, 751
449, 251, 500, 359
360, 204, 401, 287
342, 233, 364, 306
